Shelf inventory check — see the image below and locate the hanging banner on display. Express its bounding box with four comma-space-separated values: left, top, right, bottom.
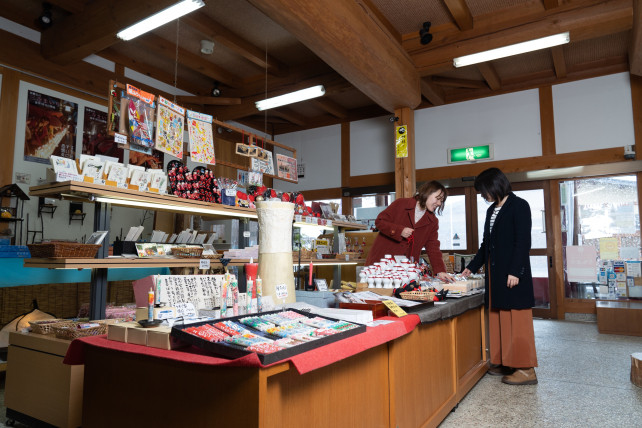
276, 154, 298, 182
155, 96, 185, 159
126, 84, 156, 148
395, 125, 408, 158
187, 110, 215, 165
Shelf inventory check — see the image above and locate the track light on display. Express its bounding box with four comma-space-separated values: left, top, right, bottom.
36, 2, 53, 29
419, 21, 432, 46
211, 82, 221, 97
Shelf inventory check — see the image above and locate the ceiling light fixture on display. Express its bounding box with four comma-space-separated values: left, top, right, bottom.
255, 85, 325, 111
453, 32, 570, 68
116, 0, 205, 41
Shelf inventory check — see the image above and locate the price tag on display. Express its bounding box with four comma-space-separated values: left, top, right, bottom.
114, 132, 128, 145
382, 300, 408, 317
243, 231, 251, 238
326, 220, 332, 227
294, 215, 302, 223
199, 259, 210, 270
275, 283, 288, 299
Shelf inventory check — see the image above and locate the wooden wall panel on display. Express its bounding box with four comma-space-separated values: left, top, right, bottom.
0, 68, 20, 186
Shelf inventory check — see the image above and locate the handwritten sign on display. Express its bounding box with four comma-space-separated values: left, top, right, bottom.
382, 300, 408, 317
199, 259, 210, 270
275, 283, 288, 299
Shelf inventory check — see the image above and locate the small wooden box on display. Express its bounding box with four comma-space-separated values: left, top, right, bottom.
339, 300, 388, 319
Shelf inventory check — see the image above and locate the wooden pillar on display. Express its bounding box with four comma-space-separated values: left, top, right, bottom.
539, 85, 556, 156
394, 107, 416, 198
340, 122, 352, 215
0, 68, 20, 186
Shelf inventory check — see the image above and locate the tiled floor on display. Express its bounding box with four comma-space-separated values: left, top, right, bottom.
440, 319, 642, 427
0, 319, 640, 427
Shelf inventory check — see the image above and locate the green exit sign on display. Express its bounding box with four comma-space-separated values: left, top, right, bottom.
447, 145, 493, 163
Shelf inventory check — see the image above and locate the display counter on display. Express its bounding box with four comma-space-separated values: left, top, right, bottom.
65, 295, 486, 427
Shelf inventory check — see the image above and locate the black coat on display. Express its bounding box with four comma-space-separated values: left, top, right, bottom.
466, 192, 534, 310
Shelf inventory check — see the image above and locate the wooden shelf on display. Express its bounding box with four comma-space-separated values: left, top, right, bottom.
24, 257, 252, 269
29, 181, 257, 219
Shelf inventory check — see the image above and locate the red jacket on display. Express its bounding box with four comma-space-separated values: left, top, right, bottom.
365, 198, 447, 273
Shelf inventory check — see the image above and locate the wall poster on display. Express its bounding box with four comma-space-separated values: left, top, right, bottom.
24, 90, 77, 164
82, 107, 123, 162
276, 154, 297, 182
155, 96, 185, 159
187, 110, 215, 165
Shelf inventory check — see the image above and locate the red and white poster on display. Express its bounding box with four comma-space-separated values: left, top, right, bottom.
276, 154, 297, 182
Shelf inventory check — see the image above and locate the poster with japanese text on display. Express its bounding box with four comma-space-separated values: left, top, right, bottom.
187, 110, 215, 165
24, 90, 77, 164
276, 154, 298, 182
155, 96, 185, 159
250, 150, 274, 175
82, 107, 123, 162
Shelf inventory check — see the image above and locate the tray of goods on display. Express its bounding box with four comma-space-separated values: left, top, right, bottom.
27, 241, 102, 258
28, 319, 72, 335
399, 290, 437, 301
201, 253, 222, 259
171, 309, 366, 365
171, 246, 204, 258
52, 321, 108, 340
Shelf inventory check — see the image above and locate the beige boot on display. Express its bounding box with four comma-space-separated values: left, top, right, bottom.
501, 368, 538, 385
488, 364, 515, 376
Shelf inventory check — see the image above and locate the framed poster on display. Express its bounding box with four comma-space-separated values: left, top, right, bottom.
155, 96, 185, 159
82, 107, 123, 162
24, 90, 78, 164
250, 151, 274, 175
187, 110, 215, 165
276, 154, 298, 181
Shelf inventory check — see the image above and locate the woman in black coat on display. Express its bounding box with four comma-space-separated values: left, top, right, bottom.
462, 168, 538, 385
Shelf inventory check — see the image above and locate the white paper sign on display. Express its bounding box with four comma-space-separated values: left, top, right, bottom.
199, 259, 210, 270
114, 132, 128, 145
275, 283, 288, 299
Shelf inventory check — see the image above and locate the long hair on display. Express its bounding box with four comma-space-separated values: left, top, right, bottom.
474, 168, 511, 203
414, 180, 447, 215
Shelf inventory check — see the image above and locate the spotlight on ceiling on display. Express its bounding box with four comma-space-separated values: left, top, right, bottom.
419, 21, 432, 45
36, 2, 53, 29
211, 82, 221, 97
200, 39, 215, 55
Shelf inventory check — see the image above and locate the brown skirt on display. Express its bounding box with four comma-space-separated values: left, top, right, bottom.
488, 265, 538, 368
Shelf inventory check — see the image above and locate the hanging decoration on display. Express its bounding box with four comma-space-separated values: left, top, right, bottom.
276, 154, 298, 182
126, 84, 156, 149
155, 96, 185, 159
187, 110, 215, 165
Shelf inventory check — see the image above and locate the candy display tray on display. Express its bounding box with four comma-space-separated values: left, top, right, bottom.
170, 309, 367, 365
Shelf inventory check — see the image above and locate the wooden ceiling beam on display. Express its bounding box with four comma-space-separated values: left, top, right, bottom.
630, 0, 642, 76
175, 96, 241, 105
413, 0, 633, 76
269, 108, 307, 126
551, 45, 568, 78
248, 0, 420, 112
312, 98, 349, 119
420, 78, 445, 106
135, 34, 242, 87
431, 76, 486, 89
477, 62, 501, 90
181, 12, 288, 77
47, 0, 85, 14
40, 0, 179, 64
542, 0, 561, 10
443, 0, 474, 31
98, 47, 205, 96
359, 0, 402, 43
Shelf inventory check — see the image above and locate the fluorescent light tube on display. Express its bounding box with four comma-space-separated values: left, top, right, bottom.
453, 32, 570, 68
256, 85, 325, 111
117, 0, 205, 41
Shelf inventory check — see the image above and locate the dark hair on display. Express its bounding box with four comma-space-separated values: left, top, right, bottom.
474, 168, 511, 203
414, 180, 447, 215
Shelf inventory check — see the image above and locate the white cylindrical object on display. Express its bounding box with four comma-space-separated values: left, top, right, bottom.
256, 201, 296, 304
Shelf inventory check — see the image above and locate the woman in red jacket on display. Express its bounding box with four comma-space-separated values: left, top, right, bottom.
366, 181, 453, 283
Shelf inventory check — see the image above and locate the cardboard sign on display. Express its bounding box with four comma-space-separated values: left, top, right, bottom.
382, 300, 408, 317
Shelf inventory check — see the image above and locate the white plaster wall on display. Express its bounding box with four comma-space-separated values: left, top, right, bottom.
350, 116, 395, 176
11, 81, 153, 244
416, 89, 542, 169
273, 125, 341, 192
553, 72, 634, 154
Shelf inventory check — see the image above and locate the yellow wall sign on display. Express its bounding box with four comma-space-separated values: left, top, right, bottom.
382, 300, 408, 317
395, 125, 408, 158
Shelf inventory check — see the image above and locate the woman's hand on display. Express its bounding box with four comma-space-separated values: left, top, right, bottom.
461, 268, 472, 277
507, 274, 519, 288
401, 227, 414, 239
437, 272, 454, 283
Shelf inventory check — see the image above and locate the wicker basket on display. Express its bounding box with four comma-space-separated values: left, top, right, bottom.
28, 319, 72, 335
399, 291, 437, 301
172, 246, 204, 258
27, 242, 102, 258
53, 321, 107, 340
